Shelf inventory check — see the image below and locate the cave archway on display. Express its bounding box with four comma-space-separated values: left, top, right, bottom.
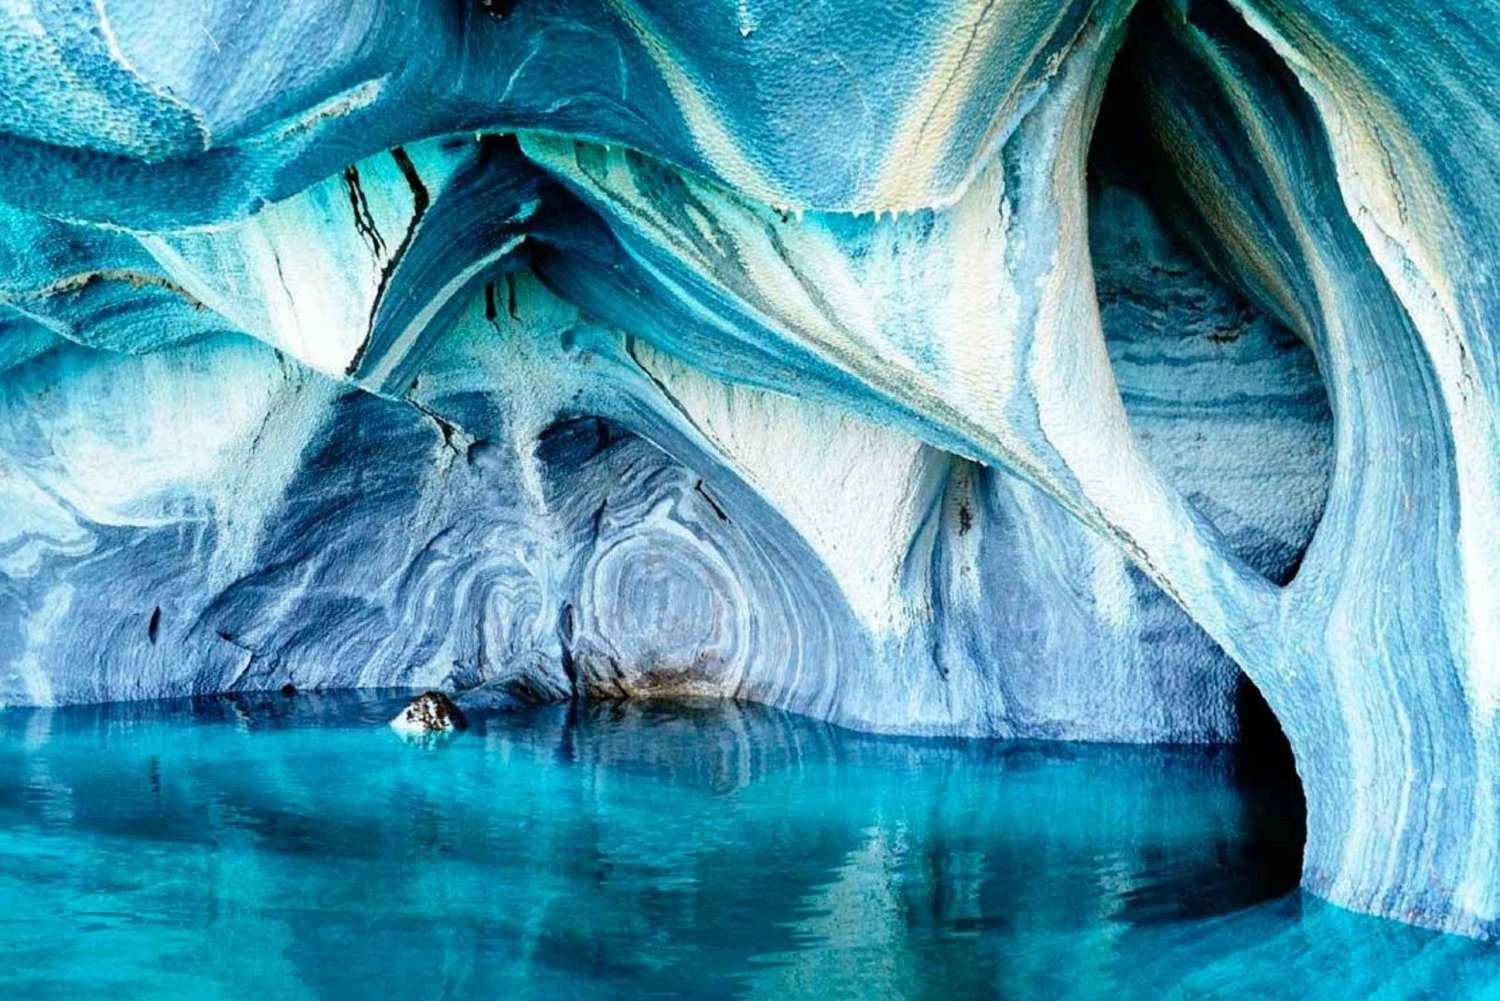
1084, 0, 1327, 896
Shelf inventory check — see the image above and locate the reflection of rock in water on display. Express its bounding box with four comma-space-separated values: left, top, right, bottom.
500, 699, 1306, 997
479, 696, 1306, 921
521, 698, 839, 797
0, 696, 1454, 996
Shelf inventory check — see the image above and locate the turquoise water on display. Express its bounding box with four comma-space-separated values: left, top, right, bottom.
0, 694, 1496, 999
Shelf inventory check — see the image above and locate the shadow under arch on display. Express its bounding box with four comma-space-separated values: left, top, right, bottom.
1081, 0, 1321, 896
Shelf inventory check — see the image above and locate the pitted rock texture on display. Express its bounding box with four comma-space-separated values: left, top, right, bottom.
391, 691, 470, 735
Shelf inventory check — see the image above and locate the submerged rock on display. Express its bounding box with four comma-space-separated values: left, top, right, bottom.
390, 692, 468, 735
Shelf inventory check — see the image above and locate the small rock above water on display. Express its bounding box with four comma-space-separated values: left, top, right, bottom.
390, 691, 468, 735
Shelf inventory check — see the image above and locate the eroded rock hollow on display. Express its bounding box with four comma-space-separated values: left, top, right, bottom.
2, 0, 1498, 940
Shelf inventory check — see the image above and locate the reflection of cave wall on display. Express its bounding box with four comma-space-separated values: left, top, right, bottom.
0, 693, 1312, 995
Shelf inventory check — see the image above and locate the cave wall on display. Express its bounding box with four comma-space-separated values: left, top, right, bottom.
2, 0, 1499, 940
1, 253, 1317, 741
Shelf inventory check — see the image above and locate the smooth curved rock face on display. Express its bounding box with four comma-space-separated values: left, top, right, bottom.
0, 0, 1126, 224
1, 0, 1498, 942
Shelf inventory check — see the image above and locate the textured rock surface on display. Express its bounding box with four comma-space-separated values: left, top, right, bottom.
390, 691, 469, 734
0, 0, 1497, 940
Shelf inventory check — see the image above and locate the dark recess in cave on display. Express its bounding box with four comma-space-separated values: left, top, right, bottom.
1085, 0, 1308, 901
1089, 0, 1335, 592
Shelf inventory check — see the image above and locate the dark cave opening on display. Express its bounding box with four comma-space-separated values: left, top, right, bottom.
1230, 672, 1307, 902
1087, 78, 1334, 590
1085, 0, 1311, 898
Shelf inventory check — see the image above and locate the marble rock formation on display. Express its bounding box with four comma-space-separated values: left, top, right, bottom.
391, 691, 469, 735
0, 0, 1496, 941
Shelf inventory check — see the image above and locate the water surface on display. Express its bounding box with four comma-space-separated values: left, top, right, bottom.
0, 693, 1494, 999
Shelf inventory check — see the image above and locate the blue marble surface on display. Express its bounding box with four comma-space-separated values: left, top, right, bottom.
3, 0, 1500, 941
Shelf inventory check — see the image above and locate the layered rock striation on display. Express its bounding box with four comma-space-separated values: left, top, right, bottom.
1, 0, 1496, 939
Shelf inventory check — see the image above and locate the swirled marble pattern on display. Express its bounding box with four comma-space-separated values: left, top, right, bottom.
3, 0, 1500, 940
